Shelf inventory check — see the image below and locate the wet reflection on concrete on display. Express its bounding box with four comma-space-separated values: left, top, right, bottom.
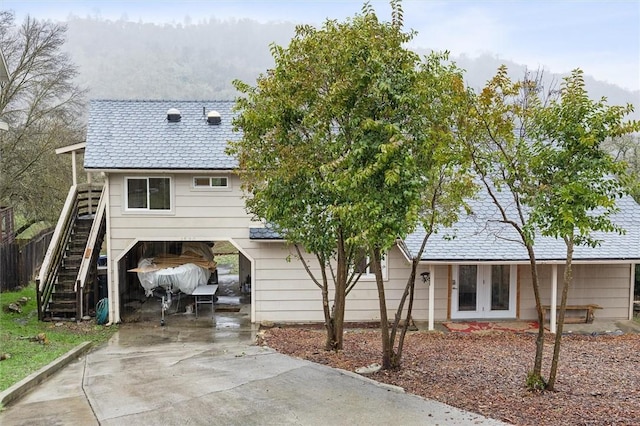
115, 297, 256, 347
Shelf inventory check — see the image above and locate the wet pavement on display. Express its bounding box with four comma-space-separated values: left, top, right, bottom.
0, 306, 507, 426
2, 260, 633, 425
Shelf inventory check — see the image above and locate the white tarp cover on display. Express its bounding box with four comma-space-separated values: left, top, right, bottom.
137, 258, 211, 296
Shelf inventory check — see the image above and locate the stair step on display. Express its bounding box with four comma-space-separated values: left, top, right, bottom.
48, 305, 77, 314
63, 257, 82, 266
69, 241, 88, 249
55, 285, 76, 293
53, 293, 76, 300
58, 272, 78, 281
51, 299, 76, 306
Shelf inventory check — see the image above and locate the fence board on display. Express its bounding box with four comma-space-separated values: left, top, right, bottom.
1, 229, 53, 292
0, 242, 19, 291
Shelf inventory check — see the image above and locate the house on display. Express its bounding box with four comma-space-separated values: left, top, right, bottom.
38, 99, 640, 330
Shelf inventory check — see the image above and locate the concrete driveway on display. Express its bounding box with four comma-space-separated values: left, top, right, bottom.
0, 314, 507, 426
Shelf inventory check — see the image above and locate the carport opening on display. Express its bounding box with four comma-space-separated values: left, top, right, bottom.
117, 240, 251, 324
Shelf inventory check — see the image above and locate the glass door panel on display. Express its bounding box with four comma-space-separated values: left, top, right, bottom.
458, 265, 477, 311
491, 265, 510, 311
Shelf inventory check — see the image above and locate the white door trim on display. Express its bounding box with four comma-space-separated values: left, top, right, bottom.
451, 264, 517, 319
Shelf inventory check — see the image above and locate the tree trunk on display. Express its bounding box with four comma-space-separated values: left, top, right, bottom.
393, 264, 416, 369
389, 257, 419, 369
525, 244, 546, 381
319, 259, 337, 351
329, 231, 348, 351
372, 248, 392, 369
547, 237, 574, 390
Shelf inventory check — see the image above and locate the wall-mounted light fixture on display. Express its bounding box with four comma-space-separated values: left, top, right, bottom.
420, 271, 431, 284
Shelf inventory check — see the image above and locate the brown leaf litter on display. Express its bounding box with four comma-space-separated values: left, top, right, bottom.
259, 327, 640, 426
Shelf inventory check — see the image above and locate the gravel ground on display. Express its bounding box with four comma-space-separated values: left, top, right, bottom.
258, 328, 640, 426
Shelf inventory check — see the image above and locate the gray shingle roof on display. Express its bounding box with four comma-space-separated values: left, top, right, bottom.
85, 100, 238, 170
251, 185, 640, 261
404, 187, 640, 262
249, 226, 282, 240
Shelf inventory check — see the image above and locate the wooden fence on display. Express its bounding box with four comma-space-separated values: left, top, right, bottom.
0, 229, 53, 292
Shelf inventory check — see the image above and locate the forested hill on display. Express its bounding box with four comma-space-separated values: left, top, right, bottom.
63, 16, 295, 100
63, 16, 639, 116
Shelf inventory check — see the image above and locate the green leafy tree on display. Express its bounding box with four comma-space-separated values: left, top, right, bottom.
368, 50, 475, 369
229, 2, 472, 357
0, 11, 85, 223
229, 2, 420, 350
529, 69, 640, 390
602, 134, 640, 202
463, 66, 550, 385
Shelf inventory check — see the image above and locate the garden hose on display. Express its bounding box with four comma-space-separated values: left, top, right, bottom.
96, 298, 109, 325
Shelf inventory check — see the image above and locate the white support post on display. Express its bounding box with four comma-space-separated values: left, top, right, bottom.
428, 264, 435, 331
71, 150, 77, 186
551, 264, 558, 333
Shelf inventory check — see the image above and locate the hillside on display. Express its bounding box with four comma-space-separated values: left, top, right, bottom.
63, 16, 639, 119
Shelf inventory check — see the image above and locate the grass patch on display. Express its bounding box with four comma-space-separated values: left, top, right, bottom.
15, 221, 51, 240
215, 254, 239, 274
0, 284, 117, 392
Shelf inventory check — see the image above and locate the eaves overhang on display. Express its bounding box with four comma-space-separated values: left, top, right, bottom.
418, 257, 640, 265
86, 167, 237, 174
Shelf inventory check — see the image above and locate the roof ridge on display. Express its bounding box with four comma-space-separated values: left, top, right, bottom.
90, 99, 235, 103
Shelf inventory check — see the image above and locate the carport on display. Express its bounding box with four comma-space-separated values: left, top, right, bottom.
110, 239, 253, 326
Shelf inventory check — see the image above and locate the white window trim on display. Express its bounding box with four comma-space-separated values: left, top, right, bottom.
357, 253, 388, 281
191, 175, 232, 191
124, 176, 174, 213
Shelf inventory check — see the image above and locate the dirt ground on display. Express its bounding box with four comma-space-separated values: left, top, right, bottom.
258, 328, 640, 426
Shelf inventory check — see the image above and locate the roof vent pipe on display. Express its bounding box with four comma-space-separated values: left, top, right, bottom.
167, 108, 181, 122
207, 110, 221, 125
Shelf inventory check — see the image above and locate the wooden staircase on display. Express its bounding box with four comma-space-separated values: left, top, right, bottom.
48, 217, 94, 317
37, 183, 106, 321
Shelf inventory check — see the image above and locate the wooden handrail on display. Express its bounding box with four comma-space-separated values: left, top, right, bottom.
75, 186, 107, 317
36, 183, 103, 319
36, 185, 79, 320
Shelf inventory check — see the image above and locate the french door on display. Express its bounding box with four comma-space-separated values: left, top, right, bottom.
451, 265, 516, 319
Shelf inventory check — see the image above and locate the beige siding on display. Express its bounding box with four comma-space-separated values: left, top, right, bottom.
107, 172, 442, 323
250, 244, 434, 323
106, 172, 632, 324
519, 263, 631, 320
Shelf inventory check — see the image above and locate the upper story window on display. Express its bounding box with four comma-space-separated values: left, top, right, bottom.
126, 177, 171, 211
193, 176, 229, 189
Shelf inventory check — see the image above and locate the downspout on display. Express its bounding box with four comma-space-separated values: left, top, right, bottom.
428, 264, 435, 331
104, 175, 118, 325
629, 263, 636, 320
550, 264, 558, 333
251, 255, 256, 324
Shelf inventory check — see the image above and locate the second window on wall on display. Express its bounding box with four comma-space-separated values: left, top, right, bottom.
126, 177, 171, 211
193, 176, 228, 189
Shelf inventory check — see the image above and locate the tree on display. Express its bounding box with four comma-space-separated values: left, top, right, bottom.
602, 134, 640, 202
369, 51, 475, 369
229, 1, 466, 354
528, 69, 640, 390
463, 66, 551, 385
469, 66, 640, 390
0, 11, 85, 223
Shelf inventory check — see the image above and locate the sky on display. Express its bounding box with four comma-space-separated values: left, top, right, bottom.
2, 0, 639, 92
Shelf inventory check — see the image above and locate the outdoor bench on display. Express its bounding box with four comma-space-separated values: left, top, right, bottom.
541, 304, 602, 324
